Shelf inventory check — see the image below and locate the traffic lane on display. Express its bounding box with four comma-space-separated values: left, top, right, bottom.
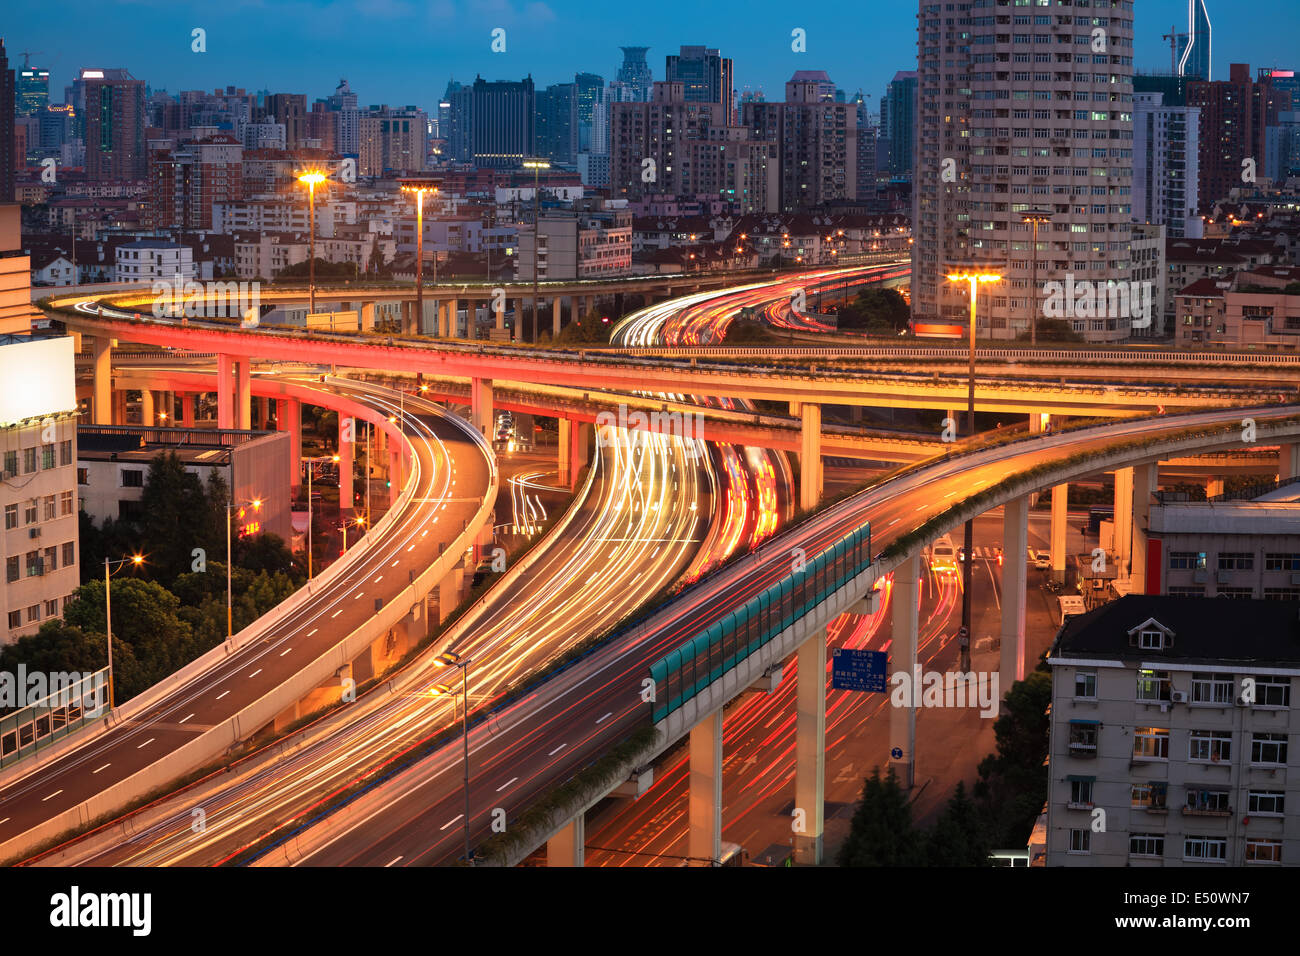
0, 399, 485, 845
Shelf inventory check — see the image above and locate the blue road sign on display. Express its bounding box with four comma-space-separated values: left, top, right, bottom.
831, 647, 887, 693
891, 747, 903, 760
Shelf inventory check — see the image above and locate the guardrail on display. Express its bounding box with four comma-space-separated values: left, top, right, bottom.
650, 524, 871, 723
0, 668, 109, 770
598, 345, 1300, 365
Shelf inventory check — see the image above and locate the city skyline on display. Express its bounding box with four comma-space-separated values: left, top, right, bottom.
5, 0, 1300, 120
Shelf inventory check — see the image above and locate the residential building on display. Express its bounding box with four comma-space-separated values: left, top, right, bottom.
882, 71, 917, 181
911, 2, 1136, 342
610, 81, 727, 201
1046, 595, 1300, 866
82, 68, 147, 182
0, 42, 13, 203
1146, 497, 1300, 598
1133, 92, 1201, 239
515, 201, 632, 280
1188, 64, 1291, 214
470, 77, 535, 170
1130, 222, 1168, 338
146, 136, 244, 233
114, 241, 194, 283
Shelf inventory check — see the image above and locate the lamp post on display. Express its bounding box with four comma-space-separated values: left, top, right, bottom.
296, 171, 328, 316
400, 180, 440, 336
226, 496, 263, 639
435, 651, 473, 864
1020, 210, 1053, 345
945, 268, 1002, 672
103, 554, 144, 710
341, 515, 364, 554
523, 158, 551, 343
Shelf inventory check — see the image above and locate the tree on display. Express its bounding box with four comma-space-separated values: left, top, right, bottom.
555, 311, 613, 345
972, 666, 1053, 848
1016, 318, 1084, 343
0, 621, 144, 712
136, 452, 212, 584
837, 288, 910, 333
923, 781, 991, 865
838, 766, 926, 866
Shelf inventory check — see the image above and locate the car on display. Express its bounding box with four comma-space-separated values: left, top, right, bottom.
930, 536, 957, 575
1033, 549, 1051, 570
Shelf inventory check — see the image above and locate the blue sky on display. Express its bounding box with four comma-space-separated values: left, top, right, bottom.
5, 0, 1299, 113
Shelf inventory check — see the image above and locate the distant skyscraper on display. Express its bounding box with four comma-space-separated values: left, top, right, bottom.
327, 78, 360, 155
442, 80, 469, 162
853, 91, 876, 200
470, 76, 535, 169
260, 93, 308, 150
536, 82, 577, 165
665, 45, 733, 120
1177, 0, 1212, 81
574, 72, 604, 153
0, 41, 12, 201
16, 65, 49, 116
882, 71, 917, 181
1133, 92, 1201, 239
616, 47, 652, 101
1189, 64, 1291, 210
82, 68, 146, 181
1133, 73, 1189, 107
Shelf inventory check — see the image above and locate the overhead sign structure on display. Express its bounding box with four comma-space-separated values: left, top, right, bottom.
830, 647, 887, 693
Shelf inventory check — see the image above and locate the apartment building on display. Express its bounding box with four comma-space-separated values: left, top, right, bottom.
1047, 596, 1300, 866
912, 0, 1136, 342
1133, 92, 1200, 239
1147, 499, 1300, 599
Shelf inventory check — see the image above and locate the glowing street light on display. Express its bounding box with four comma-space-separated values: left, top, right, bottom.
296, 170, 328, 315
523, 158, 551, 343
1020, 210, 1053, 346
225, 496, 263, 638
103, 553, 144, 709
435, 650, 474, 863
946, 267, 1001, 671
400, 179, 440, 336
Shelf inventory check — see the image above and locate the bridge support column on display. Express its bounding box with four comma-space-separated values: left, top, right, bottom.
446, 298, 458, 338
1130, 463, 1159, 595
889, 556, 919, 788
1205, 477, 1224, 499
1278, 442, 1300, 481
92, 336, 112, 425
281, 399, 302, 495
360, 301, 375, 332
339, 416, 354, 514
558, 417, 573, 486
438, 566, 464, 624
139, 388, 154, 426
181, 393, 195, 427
793, 626, 827, 865
494, 297, 505, 333
688, 710, 722, 866
552, 297, 562, 338
1050, 483, 1068, 583
236, 359, 252, 431
389, 448, 402, 496
217, 354, 235, 430
795, 402, 822, 512
571, 296, 581, 327
471, 378, 493, 437
1000, 496, 1029, 686
546, 815, 585, 867
113, 389, 127, 426
1113, 467, 1134, 577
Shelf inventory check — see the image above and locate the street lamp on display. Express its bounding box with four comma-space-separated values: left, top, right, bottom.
103, 553, 144, 709
522, 158, 551, 343
225, 496, 263, 639
1020, 210, 1053, 346
296, 170, 328, 316
400, 179, 440, 336
435, 650, 474, 864
341, 515, 364, 554
946, 268, 1002, 672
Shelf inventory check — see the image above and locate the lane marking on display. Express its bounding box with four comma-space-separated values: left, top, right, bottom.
888, 518, 900, 526
440, 814, 464, 831
355, 591, 365, 600
136, 737, 156, 749
248, 668, 262, 678
92, 764, 111, 774
548, 743, 567, 756
215, 690, 230, 700
178, 713, 194, 724
596, 712, 612, 724
42, 790, 63, 802
496, 777, 518, 792
386, 856, 403, 867
279, 647, 292, 657
331, 610, 343, 618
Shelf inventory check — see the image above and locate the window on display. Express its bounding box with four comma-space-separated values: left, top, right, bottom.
24, 550, 39, 577
59, 491, 73, 516
1218, 552, 1253, 571
7, 610, 19, 629
1264, 553, 1300, 571
1247, 791, 1284, 815
1130, 833, 1164, 858
1254, 676, 1290, 708
1186, 789, 1231, 813
5, 556, 17, 583
1069, 778, 1094, 807
1217, 587, 1255, 599
44, 599, 57, 618
3, 450, 15, 475
1190, 673, 1234, 705
1169, 551, 1205, 570
3, 504, 15, 529
1251, 733, 1288, 765
1246, 840, 1282, 863
59, 439, 72, 466
1069, 829, 1091, 853
1136, 669, 1171, 701
1188, 730, 1232, 763
61, 541, 74, 567
41, 445, 54, 470
43, 546, 56, 571
22, 448, 36, 473
23, 501, 36, 524
43, 495, 56, 521
1137, 630, 1169, 651
77, 467, 88, 486
121, 470, 143, 488
1133, 727, 1169, 760
1184, 837, 1227, 862
1131, 782, 1167, 810
1074, 671, 1096, 699
26, 605, 39, 623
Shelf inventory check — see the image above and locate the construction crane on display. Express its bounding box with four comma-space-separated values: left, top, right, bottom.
1160, 27, 1184, 75
18, 51, 45, 70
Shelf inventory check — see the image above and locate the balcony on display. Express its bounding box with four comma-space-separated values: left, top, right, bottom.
1182, 806, 1232, 818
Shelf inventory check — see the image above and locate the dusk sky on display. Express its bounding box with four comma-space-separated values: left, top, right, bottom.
6, 0, 1300, 114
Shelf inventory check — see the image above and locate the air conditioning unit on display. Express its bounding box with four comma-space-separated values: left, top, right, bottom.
28, 527, 41, 539
1171, 691, 1187, 704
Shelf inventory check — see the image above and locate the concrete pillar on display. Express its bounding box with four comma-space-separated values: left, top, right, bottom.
217, 354, 235, 430
360, 301, 375, 332
569, 422, 591, 488
389, 448, 402, 496
571, 296, 581, 326
558, 417, 573, 486
552, 297, 562, 338
113, 389, 127, 426
339, 416, 354, 513
793, 627, 827, 865
471, 378, 494, 437
140, 388, 154, 426
889, 556, 919, 788
494, 297, 505, 332
438, 567, 463, 624
687, 710, 722, 866
1205, 477, 1225, 499
282, 399, 302, 494
1000, 496, 1029, 686
1277, 442, 1300, 481
1113, 467, 1134, 576
1050, 483, 1068, 583
1130, 463, 1159, 594
92, 336, 112, 425
547, 815, 585, 867
236, 359, 252, 431
798, 403, 822, 512
446, 298, 458, 338
181, 393, 195, 427
1029, 412, 1048, 434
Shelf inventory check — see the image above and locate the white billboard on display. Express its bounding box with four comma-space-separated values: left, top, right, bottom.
0, 336, 77, 427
